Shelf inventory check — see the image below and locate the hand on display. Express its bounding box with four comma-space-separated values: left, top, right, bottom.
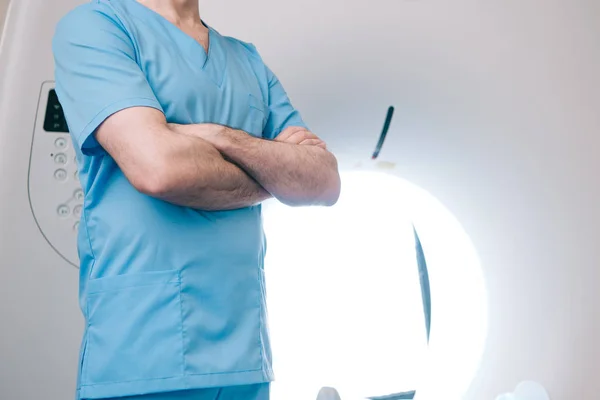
275, 126, 311, 143
276, 126, 328, 149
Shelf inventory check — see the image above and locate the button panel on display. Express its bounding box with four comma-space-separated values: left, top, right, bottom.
29, 82, 83, 267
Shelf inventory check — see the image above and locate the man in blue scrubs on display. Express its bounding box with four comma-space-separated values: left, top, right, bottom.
52, 1, 341, 399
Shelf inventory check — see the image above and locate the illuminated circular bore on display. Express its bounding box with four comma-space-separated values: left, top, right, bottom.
262, 170, 487, 400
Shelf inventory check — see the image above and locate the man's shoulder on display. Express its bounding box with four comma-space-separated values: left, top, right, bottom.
55, 1, 120, 35
221, 34, 264, 62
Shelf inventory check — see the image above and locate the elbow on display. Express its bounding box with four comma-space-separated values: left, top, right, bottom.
320, 172, 341, 207
127, 157, 175, 197
131, 170, 170, 197
320, 153, 341, 206
322, 192, 340, 207
134, 173, 169, 197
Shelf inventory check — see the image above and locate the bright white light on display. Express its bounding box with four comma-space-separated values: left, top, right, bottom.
262, 170, 488, 400
263, 171, 430, 400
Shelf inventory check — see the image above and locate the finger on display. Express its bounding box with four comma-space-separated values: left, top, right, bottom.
311, 140, 328, 149
286, 131, 316, 144
275, 126, 308, 141
295, 131, 319, 142
299, 139, 327, 149
298, 139, 320, 145
298, 131, 322, 142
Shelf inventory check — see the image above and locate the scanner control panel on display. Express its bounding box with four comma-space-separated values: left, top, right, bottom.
29, 82, 82, 267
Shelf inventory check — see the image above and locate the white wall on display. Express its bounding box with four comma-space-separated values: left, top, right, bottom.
0, 0, 599, 399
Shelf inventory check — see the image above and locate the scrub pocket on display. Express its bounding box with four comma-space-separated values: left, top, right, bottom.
82, 270, 184, 386
248, 93, 267, 137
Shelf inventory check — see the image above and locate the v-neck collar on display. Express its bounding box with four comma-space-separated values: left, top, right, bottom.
128, 0, 227, 87
201, 28, 227, 88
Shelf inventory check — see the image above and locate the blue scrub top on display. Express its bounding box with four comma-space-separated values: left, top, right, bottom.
52, 1, 307, 398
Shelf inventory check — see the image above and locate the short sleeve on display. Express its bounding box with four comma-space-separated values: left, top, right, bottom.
262, 65, 309, 140
243, 43, 308, 140
52, 4, 163, 155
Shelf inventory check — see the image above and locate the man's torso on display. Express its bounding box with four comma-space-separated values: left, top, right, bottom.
68, 1, 274, 398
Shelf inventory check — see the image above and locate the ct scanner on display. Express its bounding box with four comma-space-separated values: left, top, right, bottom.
0, 0, 598, 399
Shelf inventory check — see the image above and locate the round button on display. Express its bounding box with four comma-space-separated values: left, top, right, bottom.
54, 153, 68, 165
57, 205, 70, 217
73, 205, 83, 218
54, 137, 67, 150
74, 189, 84, 201
73, 221, 80, 232
54, 169, 67, 182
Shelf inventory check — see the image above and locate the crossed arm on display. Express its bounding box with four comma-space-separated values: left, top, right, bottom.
95, 106, 341, 210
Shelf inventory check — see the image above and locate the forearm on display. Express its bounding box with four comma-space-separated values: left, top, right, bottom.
213, 128, 341, 207
146, 127, 271, 210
